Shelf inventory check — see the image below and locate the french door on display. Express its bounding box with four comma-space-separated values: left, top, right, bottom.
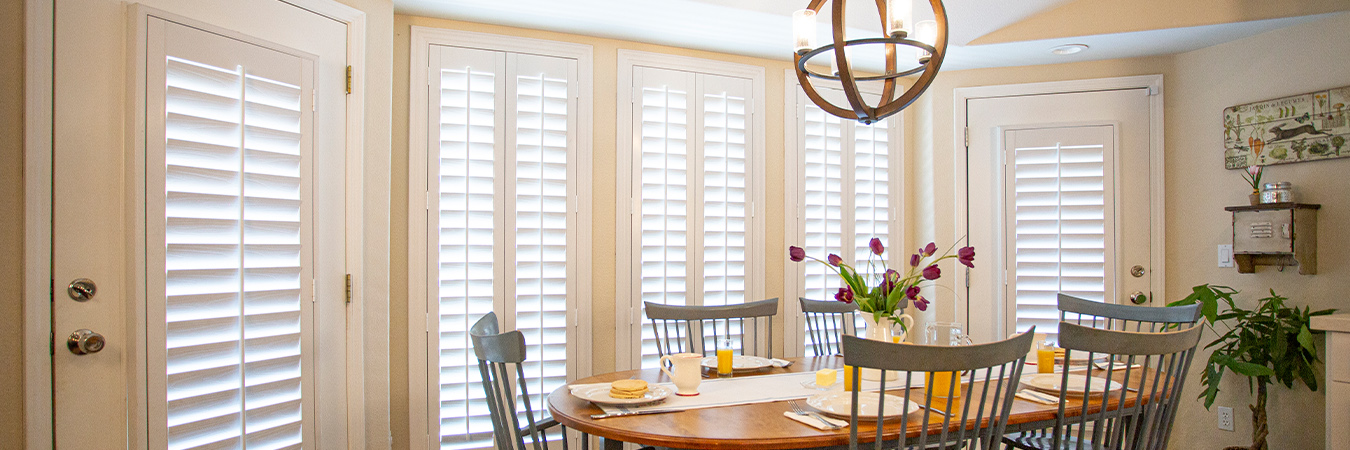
960, 80, 1162, 344
51, 1, 349, 447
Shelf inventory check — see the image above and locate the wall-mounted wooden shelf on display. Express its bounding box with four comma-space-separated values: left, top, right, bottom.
1223, 203, 1319, 274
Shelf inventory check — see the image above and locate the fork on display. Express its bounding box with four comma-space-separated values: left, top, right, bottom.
788, 400, 841, 430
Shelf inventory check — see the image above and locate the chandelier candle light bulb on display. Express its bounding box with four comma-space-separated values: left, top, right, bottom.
885, 0, 912, 37
914, 20, 937, 63
792, 9, 817, 54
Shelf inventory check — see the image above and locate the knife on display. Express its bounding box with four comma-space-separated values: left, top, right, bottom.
590, 408, 682, 419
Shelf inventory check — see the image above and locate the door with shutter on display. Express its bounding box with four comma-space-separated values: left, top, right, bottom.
620, 63, 760, 370
963, 86, 1157, 344
420, 43, 583, 450
52, 2, 348, 447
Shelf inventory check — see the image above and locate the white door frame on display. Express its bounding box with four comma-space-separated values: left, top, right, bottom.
951, 75, 1166, 336
22, 1, 373, 448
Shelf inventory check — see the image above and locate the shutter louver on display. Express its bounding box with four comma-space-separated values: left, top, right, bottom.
802, 105, 844, 305
512, 56, 571, 427
162, 52, 305, 450
852, 118, 890, 267
637, 69, 693, 369
1010, 132, 1109, 341
700, 88, 748, 308
435, 55, 498, 449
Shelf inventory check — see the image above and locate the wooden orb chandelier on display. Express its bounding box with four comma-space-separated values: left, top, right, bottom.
793, 0, 948, 124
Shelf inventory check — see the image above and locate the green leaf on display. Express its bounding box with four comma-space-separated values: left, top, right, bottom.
1297, 325, 1315, 353
1223, 360, 1275, 377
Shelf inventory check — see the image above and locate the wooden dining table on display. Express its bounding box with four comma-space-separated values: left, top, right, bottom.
547, 356, 1158, 450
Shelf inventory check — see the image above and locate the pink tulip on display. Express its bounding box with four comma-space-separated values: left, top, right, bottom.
789, 246, 806, 262
869, 238, 885, 256
922, 264, 941, 280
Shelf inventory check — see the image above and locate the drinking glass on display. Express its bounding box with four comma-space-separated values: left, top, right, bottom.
1036, 339, 1056, 374
716, 338, 734, 378
925, 322, 972, 399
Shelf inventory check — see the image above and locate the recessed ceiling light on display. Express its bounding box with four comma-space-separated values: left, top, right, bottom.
1050, 44, 1089, 55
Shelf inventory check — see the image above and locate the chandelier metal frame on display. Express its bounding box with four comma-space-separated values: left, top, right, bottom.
793, 0, 948, 124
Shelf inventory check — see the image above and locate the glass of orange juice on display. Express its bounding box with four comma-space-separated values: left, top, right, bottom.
843, 365, 855, 391
716, 338, 734, 378
1036, 340, 1056, 374
926, 371, 962, 399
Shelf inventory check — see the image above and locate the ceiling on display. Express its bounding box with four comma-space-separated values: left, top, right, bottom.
393, 0, 1345, 72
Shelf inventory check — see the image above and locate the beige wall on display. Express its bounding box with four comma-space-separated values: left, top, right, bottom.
1164, 12, 1350, 449
0, 0, 24, 444
389, 15, 797, 448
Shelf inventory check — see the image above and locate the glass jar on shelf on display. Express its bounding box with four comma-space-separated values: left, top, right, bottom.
1260, 182, 1293, 204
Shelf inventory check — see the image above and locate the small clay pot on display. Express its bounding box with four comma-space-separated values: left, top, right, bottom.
1248, 192, 1260, 205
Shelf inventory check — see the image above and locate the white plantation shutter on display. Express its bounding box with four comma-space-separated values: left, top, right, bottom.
428, 45, 581, 449
1005, 126, 1115, 341
510, 54, 575, 430
632, 66, 756, 368
852, 119, 891, 267
432, 46, 499, 449
802, 106, 844, 305
795, 89, 898, 348
147, 21, 314, 450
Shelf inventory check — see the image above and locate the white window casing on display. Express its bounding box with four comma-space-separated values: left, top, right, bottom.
616, 51, 766, 370
406, 27, 594, 450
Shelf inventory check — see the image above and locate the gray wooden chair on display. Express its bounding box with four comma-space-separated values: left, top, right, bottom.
470, 312, 579, 450
800, 297, 859, 356
1002, 323, 1203, 450
645, 298, 779, 358
840, 329, 1037, 450
1057, 294, 1201, 332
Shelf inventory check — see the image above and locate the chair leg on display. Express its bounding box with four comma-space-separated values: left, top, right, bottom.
561, 425, 569, 450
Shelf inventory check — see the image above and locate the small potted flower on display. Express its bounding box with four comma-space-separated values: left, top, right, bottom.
1242, 165, 1263, 205
788, 237, 975, 342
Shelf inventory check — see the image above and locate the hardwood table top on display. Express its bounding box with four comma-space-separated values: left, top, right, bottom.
547, 356, 1156, 450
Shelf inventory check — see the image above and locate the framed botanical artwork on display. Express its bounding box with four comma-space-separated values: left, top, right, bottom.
1224, 85, 1350, 169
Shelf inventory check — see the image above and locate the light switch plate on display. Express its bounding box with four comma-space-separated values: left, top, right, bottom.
1218, 244, 1234, 268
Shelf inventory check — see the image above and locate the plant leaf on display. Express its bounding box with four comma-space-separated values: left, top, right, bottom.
1223, 359, 1275, 377
1297, 325, 1315, 353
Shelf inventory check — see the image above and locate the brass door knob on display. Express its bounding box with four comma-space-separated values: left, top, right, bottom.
67, 329, 106, 355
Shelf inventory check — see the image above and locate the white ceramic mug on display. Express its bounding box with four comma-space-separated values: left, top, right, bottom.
659, 352, 704, 396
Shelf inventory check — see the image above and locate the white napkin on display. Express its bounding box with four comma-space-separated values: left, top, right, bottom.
1015, 390, 1059, 405
567, 382, 614, 395
783, 411, 848, 430
770, 358, 793, 368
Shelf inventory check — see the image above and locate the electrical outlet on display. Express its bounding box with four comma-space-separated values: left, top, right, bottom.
1218, 406, 1234, 431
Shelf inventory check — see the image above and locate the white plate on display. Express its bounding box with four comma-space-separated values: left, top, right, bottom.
1023, 373, 1122, 396
570, 384, 673, 406
700, 355, 773, 372
806, 392, 920, 420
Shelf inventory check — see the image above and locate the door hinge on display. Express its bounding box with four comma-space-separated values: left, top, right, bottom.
345, 65, 352, 95
964, 127, 970, 147
965, 267, 971, 288
1146, 85, 1159, 96
49, 331, 55, 356
345, 274, 353, 304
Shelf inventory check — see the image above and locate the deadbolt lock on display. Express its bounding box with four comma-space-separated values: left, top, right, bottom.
68, 278, 97, 301
67, 329, 106, 355
1130, 265, 1146, 278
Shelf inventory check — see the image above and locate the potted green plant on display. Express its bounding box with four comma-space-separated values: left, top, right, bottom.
1168, 285, 1336, 450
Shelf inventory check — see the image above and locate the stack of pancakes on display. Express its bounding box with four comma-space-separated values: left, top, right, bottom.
608, 379, 649, 399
